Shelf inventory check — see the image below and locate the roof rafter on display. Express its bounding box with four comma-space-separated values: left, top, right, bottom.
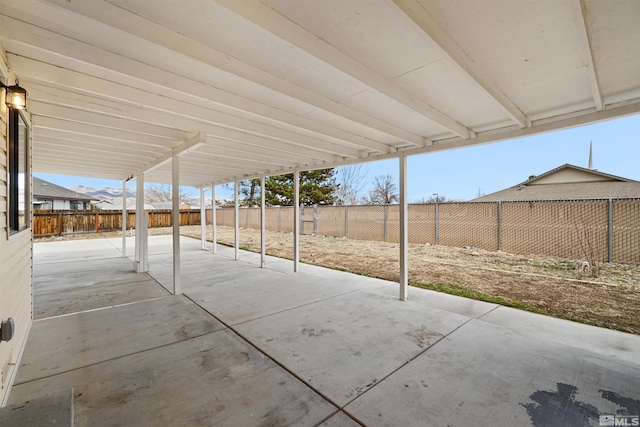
130, 132, 206, 179
569, 0, 604, 111
393, 0, 529, 128
41, 0, 425, 150
215, 0, 474, 139
0, 13, 387, 155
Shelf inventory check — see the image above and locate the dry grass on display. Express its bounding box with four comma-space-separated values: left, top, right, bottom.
37, 225, 640, 334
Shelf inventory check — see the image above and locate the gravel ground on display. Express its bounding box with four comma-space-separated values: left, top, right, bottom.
37, 226, 640, 334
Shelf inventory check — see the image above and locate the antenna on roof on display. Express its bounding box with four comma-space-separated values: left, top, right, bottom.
588, 140, 593, 170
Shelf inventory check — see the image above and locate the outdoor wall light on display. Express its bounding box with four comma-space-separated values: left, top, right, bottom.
2, 79, 27, 110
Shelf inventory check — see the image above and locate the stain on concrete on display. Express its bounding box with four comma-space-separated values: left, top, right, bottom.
521, 383, 599, 427
404, 325, 441, 348
600, 389, 640, 416
301, 327, 334, 338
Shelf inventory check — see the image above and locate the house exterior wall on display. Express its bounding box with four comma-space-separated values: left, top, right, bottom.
533, 168, 613, 185
0, 65, 33, 405
53, 199, 70, 210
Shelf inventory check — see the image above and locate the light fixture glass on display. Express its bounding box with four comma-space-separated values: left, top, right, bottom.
3, 79, 27, 110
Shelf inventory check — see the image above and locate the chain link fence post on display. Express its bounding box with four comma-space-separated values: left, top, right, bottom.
345, 205, 349, 238
497, 201, 502, 251
314, 205, 318, 235
434, 201, 439, 245
608, 198, 613, 262
383, 204, 388, 242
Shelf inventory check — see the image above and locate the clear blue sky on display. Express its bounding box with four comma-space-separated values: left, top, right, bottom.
36, 114, 639, 202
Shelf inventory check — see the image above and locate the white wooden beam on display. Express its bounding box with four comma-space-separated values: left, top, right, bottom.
393, 0, 530, 128
216, 0, 473, 139
293, 170, 300, 273
32, 115, 178, 149
44, 0, 425, 149
29, 101, 189, 140
399, 155, 408, 301
1, 15, 387, 154
569, 0, 604, 111
130, 132, 205, 179
172, 155, 181, 295
11, 58, 345, 163
26, 82, 363, 160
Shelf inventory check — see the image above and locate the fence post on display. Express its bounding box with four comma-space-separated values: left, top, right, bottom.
59, 213, 63, 236
607, 198, 613, 263
434, 201, 439, 245
245, 206, 249, 229
314, 205, 318, 235
301, 205, 305, 235
383, 204, 388, 242
345, 205, 349, 238
497, 201, 502, 251
278, 207, 281, 232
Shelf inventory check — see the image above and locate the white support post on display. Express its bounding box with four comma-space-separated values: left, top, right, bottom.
293, 170, 300, 272
399, 155, 408, 301
121, 179, 127, 257
260, 176, 266, 268
172, 155, 181, 295
211, 185, 217, 254
234, 181, 239, 261
134, 174, 148, 272
200, 188, 206, 250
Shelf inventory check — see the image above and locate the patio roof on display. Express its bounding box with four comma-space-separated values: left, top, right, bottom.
0, 0, 638, 186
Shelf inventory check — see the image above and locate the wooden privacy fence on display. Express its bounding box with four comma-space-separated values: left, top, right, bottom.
211, 198, 640, 264
33, 210, 201, 237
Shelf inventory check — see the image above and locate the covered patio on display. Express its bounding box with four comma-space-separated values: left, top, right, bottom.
2, 235, 638, 426
1, 0, 639, 424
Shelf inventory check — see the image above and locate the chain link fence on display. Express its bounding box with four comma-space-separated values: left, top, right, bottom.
213, 198, 639, 263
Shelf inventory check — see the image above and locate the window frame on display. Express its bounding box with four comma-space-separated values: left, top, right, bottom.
7, 106, 30, 236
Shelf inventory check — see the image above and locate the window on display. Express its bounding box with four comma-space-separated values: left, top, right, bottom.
8, 108, 29, 234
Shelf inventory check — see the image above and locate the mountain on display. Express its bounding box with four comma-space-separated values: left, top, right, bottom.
69, 185, 136, 205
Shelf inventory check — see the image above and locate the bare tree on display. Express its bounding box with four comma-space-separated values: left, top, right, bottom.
335, 164, 369, 205
421, 195, 448, 203
144, 183, 196, 205
366, 174, 399, 205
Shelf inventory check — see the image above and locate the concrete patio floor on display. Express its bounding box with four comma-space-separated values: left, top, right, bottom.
4, 235, 640, 426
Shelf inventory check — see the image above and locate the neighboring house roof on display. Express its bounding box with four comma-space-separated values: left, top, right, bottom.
149, 202, 191, 210
473, 164, 640, 201
32, 177, 99, 201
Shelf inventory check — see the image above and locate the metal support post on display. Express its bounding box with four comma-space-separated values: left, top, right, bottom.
294, 170, 300, 272
200, 188, 206, 250
399, 155, 408, 301
172, 155, 181, 295
260, 177, 266, 268
134, 174, 149, 272
234, 181, 239, 261
121, 179, 127, 257
211, 185, 217, 254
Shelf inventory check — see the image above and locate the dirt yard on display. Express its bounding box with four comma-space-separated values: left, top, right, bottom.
37, 226, 640, 334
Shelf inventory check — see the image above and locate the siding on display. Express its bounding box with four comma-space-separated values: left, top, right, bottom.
0, 85, 33, 405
